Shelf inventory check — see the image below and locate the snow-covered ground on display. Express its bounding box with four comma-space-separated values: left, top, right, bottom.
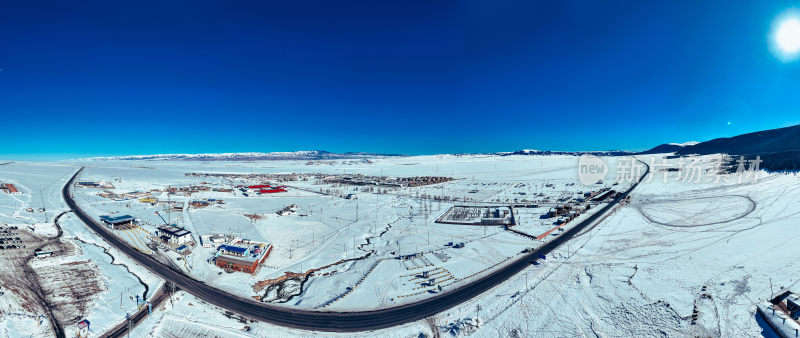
3, 152, 797, 337
130, 290, 433, 338
0, 162, 161, 337
439, 154, 800, 337
68, 154, 628, 310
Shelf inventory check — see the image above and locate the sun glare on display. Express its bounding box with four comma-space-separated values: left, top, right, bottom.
771, 10, 800, 61
777, 18, 800, 53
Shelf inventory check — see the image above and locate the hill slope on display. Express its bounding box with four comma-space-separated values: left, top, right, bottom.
676, 124, 800, 156
639, 143, 696, 154
642, 124, 800, 171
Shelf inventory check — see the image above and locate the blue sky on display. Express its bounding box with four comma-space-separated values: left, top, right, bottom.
1, 1, 799, 159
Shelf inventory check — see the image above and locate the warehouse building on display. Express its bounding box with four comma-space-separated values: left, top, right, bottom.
200, 234, 230, 248
259, 188, 287, 194
76, 180, 114, 188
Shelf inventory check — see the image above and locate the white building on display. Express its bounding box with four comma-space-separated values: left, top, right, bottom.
157, 225, 193, 245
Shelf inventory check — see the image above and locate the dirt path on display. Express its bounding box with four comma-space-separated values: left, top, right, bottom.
21, 210, 70, 338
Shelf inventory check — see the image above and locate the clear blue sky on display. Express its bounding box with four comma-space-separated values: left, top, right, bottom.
1, 1, 799, 159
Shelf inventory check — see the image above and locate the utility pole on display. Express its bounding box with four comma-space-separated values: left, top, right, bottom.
476, 305, 481, 328
126, 313, 131, 338
770, 278, 774, 299
169, 282, 175, 307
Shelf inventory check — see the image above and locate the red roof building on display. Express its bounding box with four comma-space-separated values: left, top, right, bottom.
259, 188, 287, 194
215, 245, 272, 274
1, 183, 20, 194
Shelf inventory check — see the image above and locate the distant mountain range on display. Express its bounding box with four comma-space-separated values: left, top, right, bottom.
496, 149, 633, 156
86, 149, 635, 161
82, 124, 800, 171
642, 124, 800, 171
83, 150, 405, 161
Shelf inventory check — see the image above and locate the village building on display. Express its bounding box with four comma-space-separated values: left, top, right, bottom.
218, 244, 249, 256
0, 183, 20, 194
214, 243, 272, 274
200, 234, 229, 248
176, 245, 190, 255
156, 225, 193, 245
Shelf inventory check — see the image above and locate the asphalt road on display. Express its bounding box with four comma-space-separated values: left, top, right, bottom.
63, 161, 649, 332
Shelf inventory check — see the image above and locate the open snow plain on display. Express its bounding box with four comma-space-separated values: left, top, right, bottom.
456, 154, 800, 337
2, 153, 797, 337
0, 162, 159, 337
68, 154, 626, 311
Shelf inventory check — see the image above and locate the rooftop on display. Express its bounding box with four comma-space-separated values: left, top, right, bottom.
218, 244, 248, 254
157, 225, 191, 237
217, 254, 257, 265
100, 215, 134, 223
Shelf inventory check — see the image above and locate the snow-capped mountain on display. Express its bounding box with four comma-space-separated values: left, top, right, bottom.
496, 149, 632, 156
667, 141, 700, 147
81, 151, 403, 161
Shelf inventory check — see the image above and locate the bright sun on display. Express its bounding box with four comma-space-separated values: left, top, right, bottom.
776, 17, 800, 53
772, 11, 800, 61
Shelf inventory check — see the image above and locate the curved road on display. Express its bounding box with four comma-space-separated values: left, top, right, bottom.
63, 160, 649, 332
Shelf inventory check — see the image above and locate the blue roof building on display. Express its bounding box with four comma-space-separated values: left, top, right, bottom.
218, 244, 249, 257
99, 215, 135, 229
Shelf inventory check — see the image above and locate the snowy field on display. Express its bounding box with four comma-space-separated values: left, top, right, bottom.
2, 153, 796, 337
106, 153, 800, 337
0, 162, 161, 337
68, 154, 627, 311
439, 154, 800, 337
